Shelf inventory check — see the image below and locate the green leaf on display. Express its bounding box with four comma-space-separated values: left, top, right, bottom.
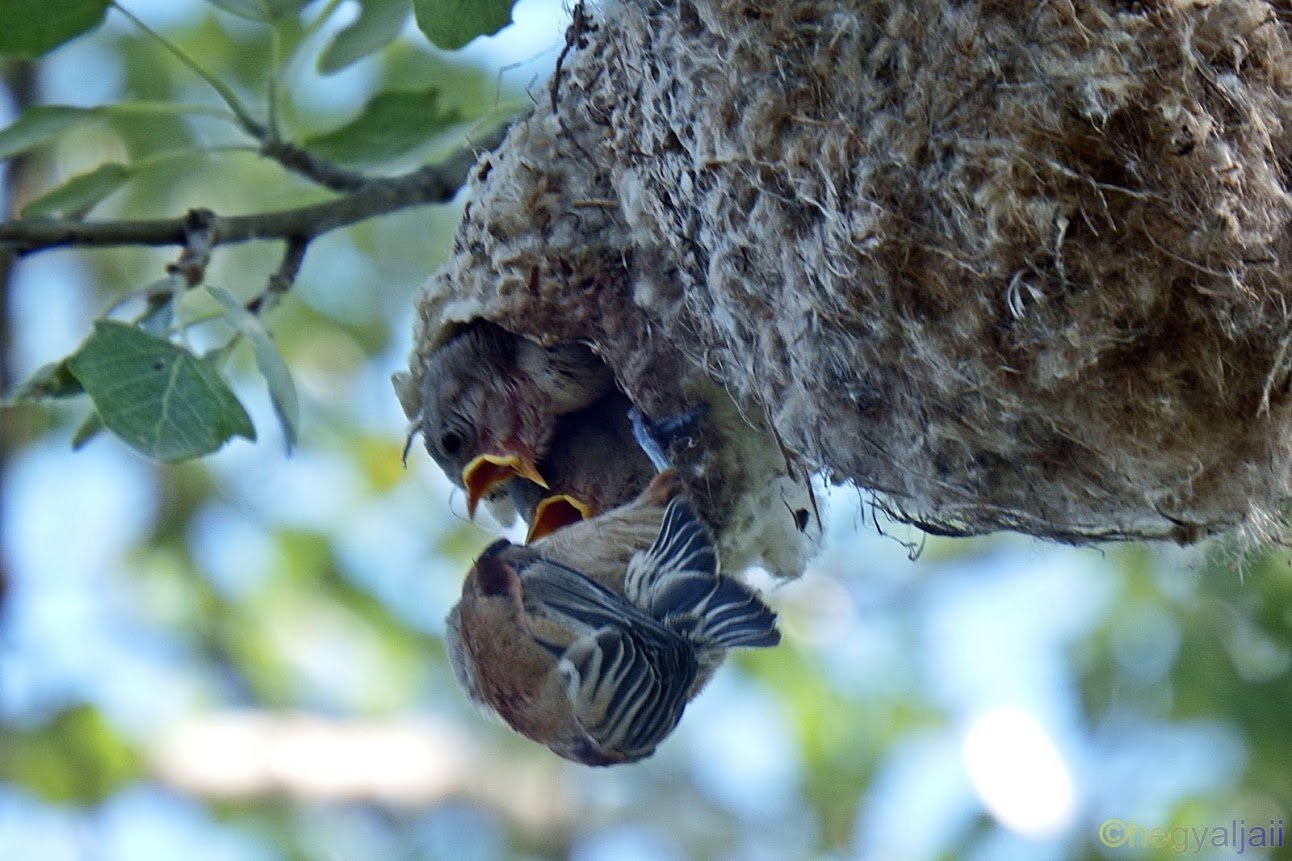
245, 327, 299, 452
71, 410, 104, 450
0, 105, 96, 160
21, 163, 134, 218
318, 0, 410, 73
1, 359, 83, 404
302, 87, 460, 166
207, 286, 300, 453
0, 102, 233, 164
412, 0, 516, 50
0, 0, 108, 58
66, 320, 256, 462
111, 276, 181, 336
202, 0, 309, 22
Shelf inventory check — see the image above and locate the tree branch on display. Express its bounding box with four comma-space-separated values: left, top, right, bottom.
0, 124, 508, 256
258, 139, 370, 193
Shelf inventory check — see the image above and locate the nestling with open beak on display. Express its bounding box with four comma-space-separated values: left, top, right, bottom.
417, 320, 613, 517
446, 469, 780, 765
507, 390, 659, 542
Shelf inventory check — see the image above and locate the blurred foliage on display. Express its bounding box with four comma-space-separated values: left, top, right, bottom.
0, 705, 141, 803
2, 2, 1292, 861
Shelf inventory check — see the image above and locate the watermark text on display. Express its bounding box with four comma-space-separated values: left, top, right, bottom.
1099, 818, 1284, 855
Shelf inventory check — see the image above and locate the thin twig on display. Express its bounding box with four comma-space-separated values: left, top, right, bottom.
258, 139, 370, 193
112, 1, 266, 138
113, 2, 384, 196
0, 123, 508, 255
250, 236, 309, 316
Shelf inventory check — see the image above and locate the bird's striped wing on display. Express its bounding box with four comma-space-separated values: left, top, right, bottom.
626, 498, 780, 650
558, 623, 698, 764
520, 555, 660, 634
514, 555, 701, 763
625, 497, 717, 606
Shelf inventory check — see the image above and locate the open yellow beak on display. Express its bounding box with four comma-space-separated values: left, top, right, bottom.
462, 453, 548, 518
525, 494, 594, 542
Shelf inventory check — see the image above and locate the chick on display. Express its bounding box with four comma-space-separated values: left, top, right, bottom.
445, 470, 780, 766
418, 320, 613, 516
506, 390, 659, 542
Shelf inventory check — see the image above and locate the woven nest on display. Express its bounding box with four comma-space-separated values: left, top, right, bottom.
401, 0, 1292, 573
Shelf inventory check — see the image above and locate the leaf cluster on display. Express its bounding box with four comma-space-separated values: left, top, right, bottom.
0, 0, 521, 462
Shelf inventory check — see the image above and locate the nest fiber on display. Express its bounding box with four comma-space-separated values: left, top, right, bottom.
405, 0, 1292, 560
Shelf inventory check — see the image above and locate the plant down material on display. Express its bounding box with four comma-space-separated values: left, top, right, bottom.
400, 0, 1292, 568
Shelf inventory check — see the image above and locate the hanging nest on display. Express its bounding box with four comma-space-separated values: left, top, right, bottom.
400, 0, 1292, 574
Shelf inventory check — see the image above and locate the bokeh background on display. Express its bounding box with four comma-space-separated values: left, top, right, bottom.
2, 2, 1291, 859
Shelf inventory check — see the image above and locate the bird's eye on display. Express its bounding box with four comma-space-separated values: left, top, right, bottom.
440, 431, 463, 455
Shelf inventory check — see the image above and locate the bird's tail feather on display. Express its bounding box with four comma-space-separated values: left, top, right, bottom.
628, 498, 780, 650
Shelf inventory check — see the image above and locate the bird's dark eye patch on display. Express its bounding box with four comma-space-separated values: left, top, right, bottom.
440, 431, 463, 455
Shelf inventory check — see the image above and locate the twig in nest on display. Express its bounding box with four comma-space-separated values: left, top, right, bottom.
550, 1, 596, 113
